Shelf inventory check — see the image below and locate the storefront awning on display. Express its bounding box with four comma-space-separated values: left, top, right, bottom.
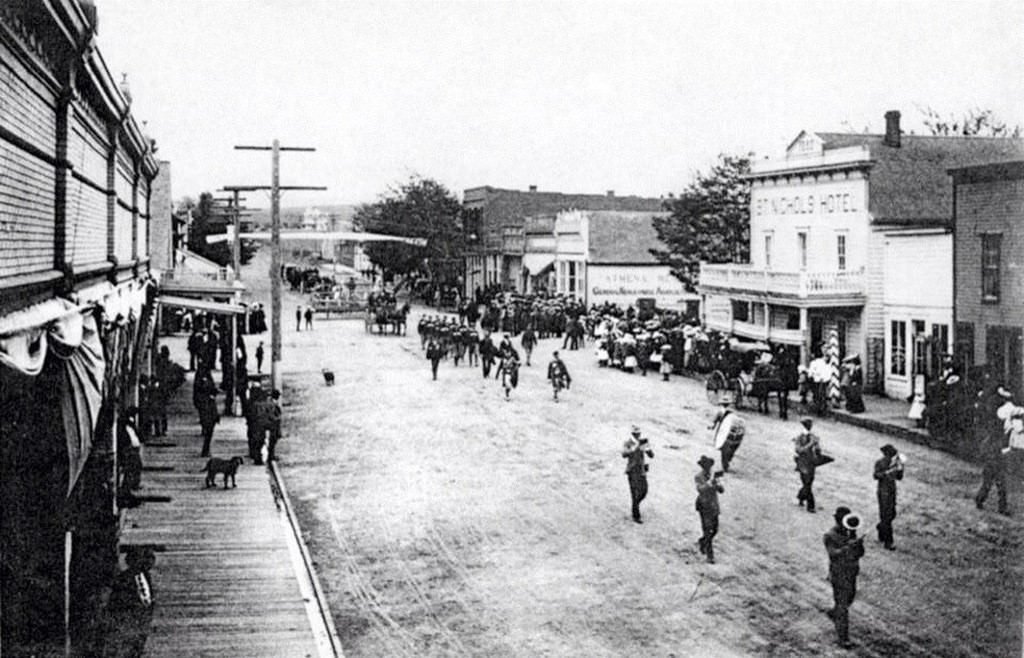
522, 253, 555, 274
156, 295, 246, 315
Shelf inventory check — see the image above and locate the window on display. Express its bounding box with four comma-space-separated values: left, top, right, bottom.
731, 299, 750, 323
931, 323, 949, 376
836, 234, 847, 271
982, 233, 1001, 302
764, 233, 773, 269
567, 261, 577, 297
891, 320, 906, 376
798, 232, 808, 269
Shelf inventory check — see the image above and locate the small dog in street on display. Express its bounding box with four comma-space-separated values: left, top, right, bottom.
199, 456, 245, 489
322, 368, 335, 385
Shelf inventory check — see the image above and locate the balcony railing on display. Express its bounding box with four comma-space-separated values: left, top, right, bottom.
162, 267, 233, 283
699, 264, 865, 299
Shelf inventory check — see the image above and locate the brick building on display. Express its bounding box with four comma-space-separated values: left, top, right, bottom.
950, 161, 1024, 395
699, 111, 1023, 397
462, 186, 663, 298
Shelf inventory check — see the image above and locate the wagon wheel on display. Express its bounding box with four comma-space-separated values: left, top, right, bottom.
706, 370, 727, 405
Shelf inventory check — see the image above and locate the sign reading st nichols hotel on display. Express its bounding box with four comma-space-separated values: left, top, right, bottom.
753, 182, 864, 217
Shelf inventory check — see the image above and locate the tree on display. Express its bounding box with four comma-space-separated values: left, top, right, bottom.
917, 106, 1022, 138
352, 177, 465, 284
182, 192, 257, 267
651, 154, 751, 292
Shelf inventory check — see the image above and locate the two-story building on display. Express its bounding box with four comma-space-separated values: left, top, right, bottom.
950, 161, 1024, 396
699, 111, 1023, 397
462, 186, 663, 298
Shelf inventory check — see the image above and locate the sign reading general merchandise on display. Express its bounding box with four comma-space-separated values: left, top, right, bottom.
753, 180, 865, 218
588, 265, 689, 307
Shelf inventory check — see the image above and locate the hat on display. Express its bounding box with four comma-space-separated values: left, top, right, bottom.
698, 455, 715, 468
800, 417, 814, 429
630, 425, 641, 435
833, 506, 851, 523
880, 444, 898, 457
998, 386, 1014, 399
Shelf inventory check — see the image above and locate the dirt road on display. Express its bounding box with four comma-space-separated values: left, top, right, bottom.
256, 288, 1023, 657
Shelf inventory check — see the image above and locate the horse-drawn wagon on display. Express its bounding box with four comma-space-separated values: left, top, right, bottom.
705, 339, 796, 418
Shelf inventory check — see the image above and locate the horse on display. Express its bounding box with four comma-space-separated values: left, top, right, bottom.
749, 361, 794, 419
373, 303, 409, 336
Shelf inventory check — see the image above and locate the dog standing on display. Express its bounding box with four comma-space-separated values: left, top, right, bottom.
199, 456, 245, 489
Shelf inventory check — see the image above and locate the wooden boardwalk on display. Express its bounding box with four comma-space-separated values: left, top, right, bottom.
122, 376, 325, 658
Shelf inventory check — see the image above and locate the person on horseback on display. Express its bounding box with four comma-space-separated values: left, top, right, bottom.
547, 350, 572, 402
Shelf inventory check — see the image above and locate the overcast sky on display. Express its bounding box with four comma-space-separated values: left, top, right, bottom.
96, 0, 1024, 208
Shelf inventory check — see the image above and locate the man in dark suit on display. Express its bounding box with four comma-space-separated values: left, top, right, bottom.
824, 506, 864, 649
694, 455, 724, 563
874, 444, 904, 549
793, 417, 821, 513
622, 426, 653, 523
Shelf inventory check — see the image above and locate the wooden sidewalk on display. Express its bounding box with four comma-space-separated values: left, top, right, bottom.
121, 375, 327, 658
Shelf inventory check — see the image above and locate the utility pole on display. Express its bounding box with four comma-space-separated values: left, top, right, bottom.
231, 141, 325, 392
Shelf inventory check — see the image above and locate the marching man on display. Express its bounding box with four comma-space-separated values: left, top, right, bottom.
695, 455, 724, 563
622, 425, 653, 523
710, 399, 745, 473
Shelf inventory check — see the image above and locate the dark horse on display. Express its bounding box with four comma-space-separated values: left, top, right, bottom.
750, 360, 796, 419
373, 303, 409, 335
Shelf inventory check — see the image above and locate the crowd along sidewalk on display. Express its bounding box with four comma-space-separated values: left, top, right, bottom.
119, 358, 340, 657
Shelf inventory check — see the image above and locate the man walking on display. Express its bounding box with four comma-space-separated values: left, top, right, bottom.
793, 417, 821, 513
547, 350, 572, 402
695, 455, 724, 563
622, 425, 653, 523
426, 339, 444, 381
296, 306, 302, 332
480, 332, 496, 378
255, 341, 264, 373
824, 506, 865, 649
710, 400, 744, 473
874, 444, 903, 549
304, 306, 314, 330
521, 325, 537, 366
975, 409, 1012, 515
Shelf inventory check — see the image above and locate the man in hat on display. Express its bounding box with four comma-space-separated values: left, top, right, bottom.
824, 506, 865, 649
426, 339, 445, 381
975, 387, 1012, 515
695, 455, 724, 563
873, 444, 903, 549
622, 426, 654, 523
710, 399, 745, 473
793, 417, 821, 513
547, 351, 572, 402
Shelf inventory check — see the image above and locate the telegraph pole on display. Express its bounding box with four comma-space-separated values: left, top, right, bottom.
231, 141, 325, 392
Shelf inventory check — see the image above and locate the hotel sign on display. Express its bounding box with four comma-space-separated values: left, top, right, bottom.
752, 181, 864, 218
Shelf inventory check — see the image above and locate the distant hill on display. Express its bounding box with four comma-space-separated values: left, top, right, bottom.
248, 204, 360, 229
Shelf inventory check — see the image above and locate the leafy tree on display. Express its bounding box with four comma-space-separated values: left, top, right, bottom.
651, 154, 751, 291
182, 192, 257, 267
353, 177, 465, 284
917, 106, 1022, 138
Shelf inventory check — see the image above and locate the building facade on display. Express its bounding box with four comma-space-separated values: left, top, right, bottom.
0, 2, 161, 652
545, 209, 689, 308
699, 111, 1023, 396
950, 161, 1024, 396
462, 186, 663, 298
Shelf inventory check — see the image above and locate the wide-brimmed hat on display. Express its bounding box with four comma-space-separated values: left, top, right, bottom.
833, 506, 851, 523
800, 417, 814, 429
630, 425, 641, 435
698, 455, 715, 468
880, 444, 898, 457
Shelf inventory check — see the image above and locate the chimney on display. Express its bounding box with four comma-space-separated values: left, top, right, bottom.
606, 190, 615, 197
884, 110, 901, 148
528, 185, 537, 192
